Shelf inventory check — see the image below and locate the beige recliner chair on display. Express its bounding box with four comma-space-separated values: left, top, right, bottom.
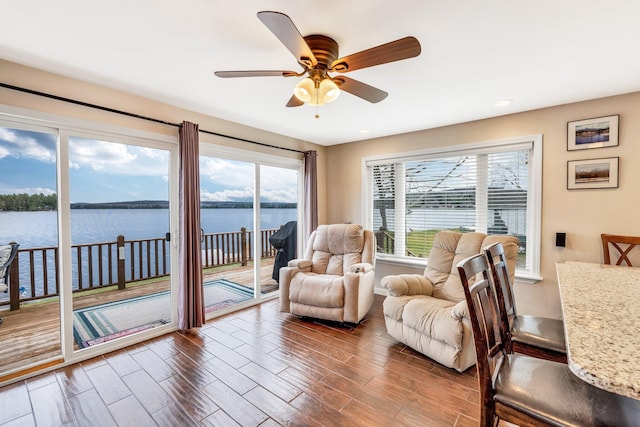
279, 224, 376, 324
382, 230, 518, 372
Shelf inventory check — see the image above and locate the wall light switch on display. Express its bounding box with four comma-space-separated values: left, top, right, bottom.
555, 232, 566, 247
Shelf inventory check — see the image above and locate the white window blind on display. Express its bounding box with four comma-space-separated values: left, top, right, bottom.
367, 137, 539, 277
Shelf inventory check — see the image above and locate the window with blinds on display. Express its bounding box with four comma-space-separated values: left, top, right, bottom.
367, 136, 541, 278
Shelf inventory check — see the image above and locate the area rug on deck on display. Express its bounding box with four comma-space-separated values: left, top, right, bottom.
73, 278, 253, 348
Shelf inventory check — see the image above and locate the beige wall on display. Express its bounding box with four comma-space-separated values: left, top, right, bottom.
3, 59, 639, 319
0, 59, 328, 225
324, 92, 640, 318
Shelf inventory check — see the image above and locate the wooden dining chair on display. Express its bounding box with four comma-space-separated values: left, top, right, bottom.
601, 233, 640, 266
484, 242, 567, 363
457, 253, 640, 427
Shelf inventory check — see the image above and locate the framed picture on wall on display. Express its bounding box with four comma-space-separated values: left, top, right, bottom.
567, 157, 619, 190
567, 114, 619, 151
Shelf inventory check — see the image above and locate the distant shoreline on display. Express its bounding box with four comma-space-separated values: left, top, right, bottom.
0, 199, 297, 212
70, 201, 297, 210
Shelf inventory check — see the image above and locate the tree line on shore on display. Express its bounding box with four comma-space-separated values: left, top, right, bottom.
0, 193, 57, 211
0, 193, 296, 211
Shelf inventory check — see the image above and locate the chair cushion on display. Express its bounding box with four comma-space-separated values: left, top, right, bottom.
512, 315, 566, 353
401, 297, 461, 348
289, 273, 345, 308
313, 224, 364, 255
383, 294, 423, 322
310, 224, 364, 275
495, 354, 640, 426
431, 232, 486, 302
381, 274, 434, 297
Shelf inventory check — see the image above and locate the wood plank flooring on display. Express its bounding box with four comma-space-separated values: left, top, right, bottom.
0, 295, 488, 426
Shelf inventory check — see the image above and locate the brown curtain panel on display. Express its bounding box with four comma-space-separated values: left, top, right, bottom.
178, 121, 205, 330
304, 150, 318, 239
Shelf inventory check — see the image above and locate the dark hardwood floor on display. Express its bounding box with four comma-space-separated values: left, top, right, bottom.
0, 295, 485, 426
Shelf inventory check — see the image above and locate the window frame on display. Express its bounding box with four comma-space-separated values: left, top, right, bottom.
362, 134, 543, 282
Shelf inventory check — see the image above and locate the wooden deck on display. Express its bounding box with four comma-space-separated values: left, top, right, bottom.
0, 260, 277, 377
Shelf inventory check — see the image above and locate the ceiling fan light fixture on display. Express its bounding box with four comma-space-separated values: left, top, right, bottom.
295, 77, 340, 107
319, 78, 340, 104
293, 77, 314, 102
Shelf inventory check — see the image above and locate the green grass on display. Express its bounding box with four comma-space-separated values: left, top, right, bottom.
380, 228, 466, 257
405, 229, 440, 257
381, 228, 528, 270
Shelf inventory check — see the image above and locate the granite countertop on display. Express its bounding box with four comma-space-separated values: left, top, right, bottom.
556, 261, 640, 400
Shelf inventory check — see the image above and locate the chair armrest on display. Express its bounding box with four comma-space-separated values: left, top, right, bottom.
381, 274, 434, 297
451, 300, 469, 320
350, 263, 374, 274
287, 259, 312, 270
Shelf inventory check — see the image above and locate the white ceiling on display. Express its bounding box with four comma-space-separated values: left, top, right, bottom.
2, 1, 640, 146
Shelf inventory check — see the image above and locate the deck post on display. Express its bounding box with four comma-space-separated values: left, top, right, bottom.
241, 227, 248, 266
117, 235, 126, 290
9, 248, 19, 311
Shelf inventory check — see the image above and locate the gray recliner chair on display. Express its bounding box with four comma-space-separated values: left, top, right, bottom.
279, 224, 376, 324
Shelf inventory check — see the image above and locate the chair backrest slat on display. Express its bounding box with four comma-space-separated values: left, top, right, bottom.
457, 253, 505, 421
601, 233, 640, 267
484, 242, 518, 351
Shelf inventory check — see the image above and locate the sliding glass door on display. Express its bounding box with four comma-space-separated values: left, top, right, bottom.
68, 134, 175, 353
0, 122, 62, 375
199, 145, 301, 317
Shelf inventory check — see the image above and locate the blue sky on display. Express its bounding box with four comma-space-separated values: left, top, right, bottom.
0, 126, 297, 203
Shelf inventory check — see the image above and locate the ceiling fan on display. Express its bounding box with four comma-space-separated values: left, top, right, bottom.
214, 11, 421, 115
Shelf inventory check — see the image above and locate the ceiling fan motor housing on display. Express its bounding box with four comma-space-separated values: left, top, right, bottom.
303, 35, 341, 73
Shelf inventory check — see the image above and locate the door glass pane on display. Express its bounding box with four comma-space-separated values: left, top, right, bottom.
0, 125, 61, 374
69, 136, 171, 351
260, 165, 298, 293
199, 156, 256, 314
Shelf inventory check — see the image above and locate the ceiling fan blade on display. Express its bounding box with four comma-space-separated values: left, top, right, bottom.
214, 70, 298, 78
334, 76, 388, 103
286, 95, 304, 108
331, 36, 421, 73
257, 11, 317, 68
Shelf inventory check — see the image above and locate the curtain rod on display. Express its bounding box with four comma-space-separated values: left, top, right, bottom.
0, 82, 308, 155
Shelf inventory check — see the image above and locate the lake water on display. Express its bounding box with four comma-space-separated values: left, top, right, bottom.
0, 208, 298, 248
0, 209, 297, 297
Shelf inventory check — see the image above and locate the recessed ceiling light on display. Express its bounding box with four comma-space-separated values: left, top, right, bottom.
359, 129, 370, 134
494, 99, 514, 107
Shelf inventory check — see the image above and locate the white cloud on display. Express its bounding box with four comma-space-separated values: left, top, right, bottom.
0, 128, 17, 142
0, 128, 56, 163
260, 187, 297, 203
0, 146, 10, 158
69, 138, 168, 176
260, 166, 298, 203
200, 157, 254, 188
201, 187, 254, 202
199, 159, 299, 202
0, 186, 56, 196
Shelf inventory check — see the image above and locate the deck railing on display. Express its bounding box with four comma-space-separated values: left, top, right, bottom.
1, 227, 280, 310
